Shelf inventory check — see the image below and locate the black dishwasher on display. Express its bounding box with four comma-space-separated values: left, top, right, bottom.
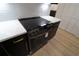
1, 34, 29, 56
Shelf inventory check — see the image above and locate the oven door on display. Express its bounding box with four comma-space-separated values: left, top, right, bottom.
28, 33, 48, 54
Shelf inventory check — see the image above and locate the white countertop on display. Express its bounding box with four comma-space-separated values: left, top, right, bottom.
41, 16, 61, 23
0, 20, 27, 42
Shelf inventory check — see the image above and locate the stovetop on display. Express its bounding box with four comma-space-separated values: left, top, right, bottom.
19, 17, 50, 31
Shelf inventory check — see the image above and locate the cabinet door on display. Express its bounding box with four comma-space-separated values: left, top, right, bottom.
0, 45, 8, 56
2, 34, 29, 56
48, 22, 60, 40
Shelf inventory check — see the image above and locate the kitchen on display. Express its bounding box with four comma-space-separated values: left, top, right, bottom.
0, 3, 79, 56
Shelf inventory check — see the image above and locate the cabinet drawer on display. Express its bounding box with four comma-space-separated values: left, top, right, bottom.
0, 44, 8, 56
2, 34, 26, 46
3, 41, 28, 56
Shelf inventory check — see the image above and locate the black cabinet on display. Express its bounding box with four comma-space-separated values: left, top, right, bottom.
47, 21, 60, 40
1, 34, 29, 56
0, 44, 8, 56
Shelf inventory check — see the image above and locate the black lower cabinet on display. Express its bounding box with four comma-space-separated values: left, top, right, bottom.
1, 34, 29, 56
0, 44, 8, 56
47, 22, 60, 40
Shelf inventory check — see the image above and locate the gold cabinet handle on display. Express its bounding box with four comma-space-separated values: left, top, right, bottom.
13, 38, 24, 44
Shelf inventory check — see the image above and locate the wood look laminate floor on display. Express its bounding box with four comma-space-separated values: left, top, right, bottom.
33, 28, 79, 56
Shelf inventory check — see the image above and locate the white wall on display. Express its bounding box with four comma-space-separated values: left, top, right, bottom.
56, 3, 79, 38
0, 3, 50, 21
50, 4, 58, 11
